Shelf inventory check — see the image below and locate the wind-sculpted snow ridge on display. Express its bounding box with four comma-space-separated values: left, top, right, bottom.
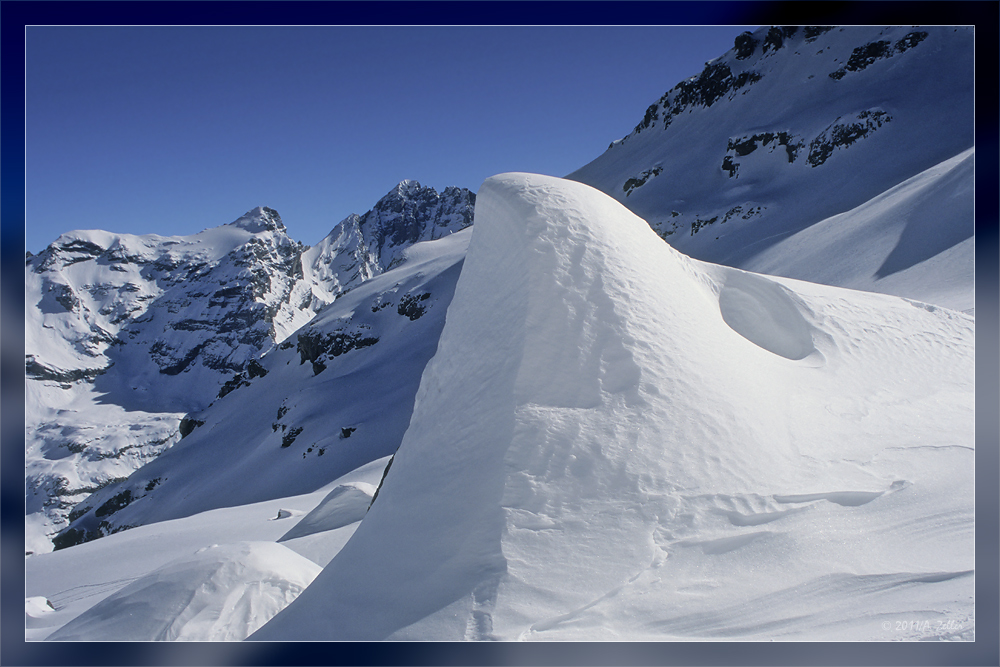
569, 26, 973, 311
254, 173, 973, 641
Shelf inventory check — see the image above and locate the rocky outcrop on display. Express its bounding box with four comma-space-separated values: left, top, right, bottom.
829, 31, 928, 80
807, 109, 892, 167
629, 61, 765, 138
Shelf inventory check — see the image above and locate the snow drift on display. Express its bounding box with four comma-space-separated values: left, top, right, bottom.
48, 542, 319, 641
253, 173, 974, 641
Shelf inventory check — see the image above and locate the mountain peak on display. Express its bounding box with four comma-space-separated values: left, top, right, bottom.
230, 206, 285, 233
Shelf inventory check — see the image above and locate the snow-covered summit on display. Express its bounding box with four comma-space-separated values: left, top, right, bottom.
254, 173, 973, 641
301, 181, 475, 308
228, 205, 287, 233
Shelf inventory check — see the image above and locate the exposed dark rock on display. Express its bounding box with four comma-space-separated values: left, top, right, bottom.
762, 26, 797, 53
297, 329, 380, 365
691, 216, 719, 235
217, 372, 250, 399
807, 109, 892, 167
734, 31, 758, 59
829, 34, 925, 80
52, 527, 97, 551
721, 155, 739, 178
178, 417, 205, 438
894, 31, 929, 53
369, 455, 394, 509
804, 26, 834, 42
397, 292, 431, 320
94, 489, 132, 518
247, 359, 268, 378
846, 39, 892, 71
157, 342, 209, 376
25, 356, 109, 383
721, 131, 805, 177
340, 427, 356, 439
51, 283, 79, 312
281, 426, 303, 448
623, 166, 663, 196
733, 70, 762, 90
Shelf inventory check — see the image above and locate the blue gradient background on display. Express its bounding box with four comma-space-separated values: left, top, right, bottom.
3, 2, 996, 666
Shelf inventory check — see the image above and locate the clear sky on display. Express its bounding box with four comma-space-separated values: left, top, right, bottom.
25, 25, 755, 252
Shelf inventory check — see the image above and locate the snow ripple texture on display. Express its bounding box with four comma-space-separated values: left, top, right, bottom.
254, 173, 974, 641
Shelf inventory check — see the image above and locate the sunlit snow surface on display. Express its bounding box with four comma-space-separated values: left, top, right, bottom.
31, 173, 973, 642
253, 173, 974, 641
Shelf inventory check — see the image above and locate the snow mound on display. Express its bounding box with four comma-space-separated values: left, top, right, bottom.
253, 173, 973, 641
25, 597, 57, 631
278, 483, 374, 542
48, 542, 319, 641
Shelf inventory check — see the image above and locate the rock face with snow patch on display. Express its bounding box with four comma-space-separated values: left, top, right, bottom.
569, 25, 973, 311
254, 173, 973, 641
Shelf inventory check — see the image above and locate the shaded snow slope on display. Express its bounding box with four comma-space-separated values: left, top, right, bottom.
48, 542, 320, 641
743, 147, 975, 313
568, 26, 973, 310
52, 230, 469, 548
255, 173, 973, 641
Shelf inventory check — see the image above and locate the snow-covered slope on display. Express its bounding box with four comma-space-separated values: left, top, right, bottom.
254, 173, 974, 641
568, 26, 974, 311
51, 229, 469, 548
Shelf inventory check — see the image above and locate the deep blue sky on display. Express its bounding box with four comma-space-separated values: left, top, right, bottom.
26, 25, 755, 251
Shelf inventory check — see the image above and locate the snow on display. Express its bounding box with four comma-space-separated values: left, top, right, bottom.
743, 147, 975, 313
253, 173, 973, 641
47, 542, 321, 641
24, 456, 389, 640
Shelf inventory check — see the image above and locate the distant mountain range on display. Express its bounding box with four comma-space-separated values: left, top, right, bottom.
25, 184, 473, 553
